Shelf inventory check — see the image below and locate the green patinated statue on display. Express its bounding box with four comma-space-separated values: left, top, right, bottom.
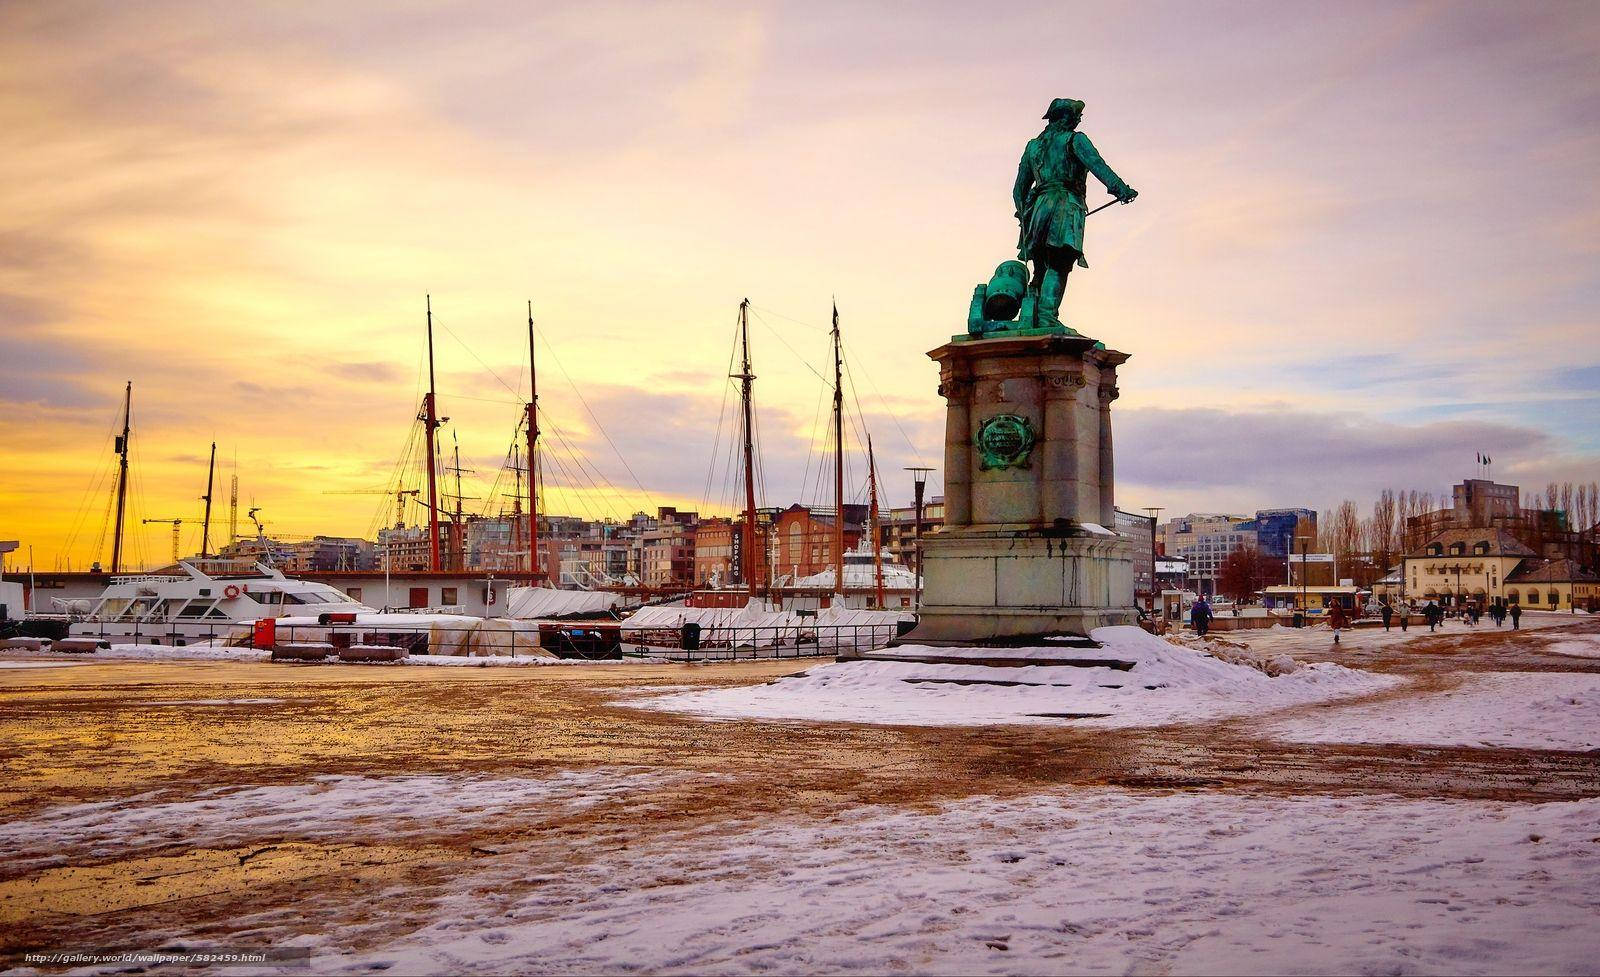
966, 97, 1137, 338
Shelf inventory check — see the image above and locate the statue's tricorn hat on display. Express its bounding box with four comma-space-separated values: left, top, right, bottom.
1043, 97, 1085, 121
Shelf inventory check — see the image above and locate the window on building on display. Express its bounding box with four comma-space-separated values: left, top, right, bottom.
1548, 590, 1560, 607
408, 587, 428, 608
346, 587, 362, 602
440, 587, 459, 605
1528, 591, 1540, 604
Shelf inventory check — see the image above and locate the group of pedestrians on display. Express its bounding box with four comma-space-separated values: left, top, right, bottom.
1376, 597, 1523, 633
1186, 592, 1527, 645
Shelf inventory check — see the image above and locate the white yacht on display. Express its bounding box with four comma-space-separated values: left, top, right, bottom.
60, 558, 372, 644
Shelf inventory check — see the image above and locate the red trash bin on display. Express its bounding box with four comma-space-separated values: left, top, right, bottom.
252, 618, 277, 649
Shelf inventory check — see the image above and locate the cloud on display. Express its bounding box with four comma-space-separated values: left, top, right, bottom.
324, 361, 406, 384
1115, 405, 1596, 513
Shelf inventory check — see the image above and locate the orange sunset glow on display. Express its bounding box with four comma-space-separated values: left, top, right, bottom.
3, 1, 1597, 570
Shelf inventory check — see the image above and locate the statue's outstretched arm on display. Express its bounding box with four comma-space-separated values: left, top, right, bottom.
1072, 132, 1135, 201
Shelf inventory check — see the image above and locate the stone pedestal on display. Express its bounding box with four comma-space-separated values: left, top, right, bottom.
898, 331, 1138, 645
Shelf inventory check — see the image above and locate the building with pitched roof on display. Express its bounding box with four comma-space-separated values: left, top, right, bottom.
1400, 526, 1598, 608
1504, 558, 1600, 612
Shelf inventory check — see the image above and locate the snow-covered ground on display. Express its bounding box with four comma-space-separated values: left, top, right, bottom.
1265, 671, 1600, 751
1197, 611, 1583, 657
1542, 633, 1600, 660
0, 768, 679, 876
634, 626, 1398, 727
267, 787, 1600, 976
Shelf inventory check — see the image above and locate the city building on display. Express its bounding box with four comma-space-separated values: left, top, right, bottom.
639, 506, 699, 588
1402, 528, 1538, 607
881, 496, 945, 572
773, 504, 868, 580
1164, 516, 1258, 597
691, 513, 774, 588
1247, 508, 1318, 559
1503, 559, 1600, 611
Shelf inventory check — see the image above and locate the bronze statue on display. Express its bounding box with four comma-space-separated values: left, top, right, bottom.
1012, 97, 1137, 328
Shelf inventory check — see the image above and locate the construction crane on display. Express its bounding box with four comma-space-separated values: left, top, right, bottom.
321, 488, 421, 529
141, 518, 184, 564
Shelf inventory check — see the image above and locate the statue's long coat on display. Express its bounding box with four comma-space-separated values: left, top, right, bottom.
1013, 123, 1131, 266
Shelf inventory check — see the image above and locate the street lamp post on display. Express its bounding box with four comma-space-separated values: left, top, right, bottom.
905, 467, 934, 609
1142, 506, 1163, 618
1295, 535, 1310, 625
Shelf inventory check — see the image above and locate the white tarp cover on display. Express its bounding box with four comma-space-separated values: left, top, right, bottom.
620, 602, 909, 652
268, 613, 551, 658
505, 587, 622, 620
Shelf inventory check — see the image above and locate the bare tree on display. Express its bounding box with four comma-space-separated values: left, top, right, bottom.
1331, 500, 1362, 568
1371, 489, 1398, 570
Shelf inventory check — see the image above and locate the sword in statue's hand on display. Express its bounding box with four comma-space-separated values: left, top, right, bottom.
1086, 187, 1138, 218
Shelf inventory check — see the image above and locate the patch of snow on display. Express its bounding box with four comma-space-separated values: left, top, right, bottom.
0, 768, 679, 876
632, 626, 1398, 727
102, 642, 270, 662
1265, 671, 1600, 751
283, 790, 1600, 976
1541, 634, 1600, 660
0, 659, 92, 668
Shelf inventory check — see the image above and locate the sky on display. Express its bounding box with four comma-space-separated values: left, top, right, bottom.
2, 0, 1597, 569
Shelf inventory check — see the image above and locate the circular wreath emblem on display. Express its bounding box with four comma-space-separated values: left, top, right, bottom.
976, 413, 1036, 470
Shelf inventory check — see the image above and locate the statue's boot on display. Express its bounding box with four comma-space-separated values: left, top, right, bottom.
1036, 267, 1069, 328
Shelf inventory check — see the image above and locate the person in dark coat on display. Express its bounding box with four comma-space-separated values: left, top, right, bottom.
1190, 596, 1213, 638
1510, 602, 1522, 629
1379, 600, 1394, 631
1491, 602, 1505, 627
1423, 600, 1441, 632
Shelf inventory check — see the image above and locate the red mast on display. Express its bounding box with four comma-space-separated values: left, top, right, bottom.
735, 299, 758, 598
423, 295, 442, 572
868, 435, 884, 610
527, 301, 540, 581
831, 302, 845, 599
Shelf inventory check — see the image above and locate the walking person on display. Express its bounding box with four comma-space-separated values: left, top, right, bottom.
1510, 602, 1522, 630
1379, 600, 1394, 632
1424, 599, 1441, 632
1191, 595, 1213, 639
1328, 599, 1348, 645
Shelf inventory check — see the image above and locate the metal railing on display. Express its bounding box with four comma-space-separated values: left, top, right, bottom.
53, 619, 910, 662
619, 623, 904, 662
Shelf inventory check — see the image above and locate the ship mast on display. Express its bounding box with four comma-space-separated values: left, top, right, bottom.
868, 435, 884, 609
451, 434, 466, 572
527, 301, 540, 581
423, 295, 442, 572
736, 299, 758, 598
110, 381, 132, 574
200, 441, 216, 558
831, 302, 845, 599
